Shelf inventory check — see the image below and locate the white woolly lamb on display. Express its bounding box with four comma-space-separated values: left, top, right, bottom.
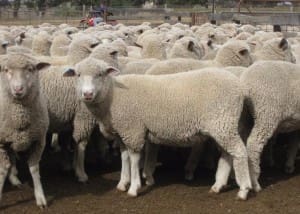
240, 60, 300, 193
63, 57, 252, 200
0, 53, 50, 207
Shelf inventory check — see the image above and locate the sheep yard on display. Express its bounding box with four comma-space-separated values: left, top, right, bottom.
0, 145, 300, 214
1, 7, 300, 214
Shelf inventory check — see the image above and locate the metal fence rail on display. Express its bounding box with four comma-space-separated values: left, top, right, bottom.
0, 6, 300, 30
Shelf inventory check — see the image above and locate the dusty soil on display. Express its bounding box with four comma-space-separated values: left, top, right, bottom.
0, 147, 299, 214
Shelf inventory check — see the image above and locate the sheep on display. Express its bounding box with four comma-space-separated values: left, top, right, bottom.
111, 38, 128, 57
7, 45, 32, 54
50, 33, 72, 56
38, 35, 99, 66
66, 36, 100, 66
122, 58, 160, 75
185, 39, 296, 179
39, 66, 98, 182
32, 31, 52, 56
37, 41, 114, 182
167, 36, 204, 59
239, 60, 300, 193
90, 43, 119, 69
143, 41, 252, 181
136, 33, 167, 59
252, 38, 296, 63
63, 57, 252, 200
235, 32, 253, 40
146, 40, 252, 75
0, 53, 50, 207
14, 32, 33, 49
239, 24, 257, 34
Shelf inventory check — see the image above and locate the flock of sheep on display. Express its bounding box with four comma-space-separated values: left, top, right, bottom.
0, 20, 299, 208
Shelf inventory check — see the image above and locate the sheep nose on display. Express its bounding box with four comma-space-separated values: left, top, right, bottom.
83, 91, 94, 99
14, 86, 24, 93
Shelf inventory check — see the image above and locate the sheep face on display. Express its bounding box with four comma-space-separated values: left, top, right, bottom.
216, 41, 253, 67
63, 58, 119, 103
0, 54, 49, 100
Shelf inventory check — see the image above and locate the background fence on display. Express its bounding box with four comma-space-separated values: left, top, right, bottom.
1, 5, 300, 30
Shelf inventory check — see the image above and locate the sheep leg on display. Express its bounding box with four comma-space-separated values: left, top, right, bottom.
127, 149, 142, 197
27, 138, 47, 208
59, 133, 73, 172
8, 156, 21, 187
246, 121, 277, 193
0, 149, 10, 201
143, 142, 159, 186
285, 131, 300, 174
263, 135, 276, 168
210, 151, 232, 194
213, 133, 251, 200
74, 140, 88, 183
117, 143, 131, 192
184, 143, 205, 181
50, 133, 60, 152
29, 164, 47, 208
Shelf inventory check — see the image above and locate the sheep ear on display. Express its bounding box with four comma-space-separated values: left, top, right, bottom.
2, 41, 9, 48
209, 34, 215, 39
63, 68, 76, 77
105, 67, 120, 76
178, 35, 184, 39
188, 41, 195, 51
134, 42, 143, 48
279, 38, 288, 51
90, 43, 99, 49
36, 62, 50, 71
207, 40, 212, 47
239, 49, 248, 56
20, 32, 26, 39
110, 51, 118, 59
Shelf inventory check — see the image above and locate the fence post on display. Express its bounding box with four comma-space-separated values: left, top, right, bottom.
83, 4, 86, 17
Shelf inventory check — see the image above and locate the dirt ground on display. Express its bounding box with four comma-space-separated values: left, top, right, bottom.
0, 147, 299, 214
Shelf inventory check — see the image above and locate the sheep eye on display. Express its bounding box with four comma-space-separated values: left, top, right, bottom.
28, 67, 34, 72
77, 73, 81, 77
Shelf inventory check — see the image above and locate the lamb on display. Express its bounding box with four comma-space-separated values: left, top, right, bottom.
239, 60, 300, 193
38, 35, 99, 66
146, 40, 252, 75
0, 53, 50, 207
7, 45, 32, 54
32, 31, 52, 56
184, 39, 296, 180
39, 66, 99, 183
111, 38, 128, 57
136, 33, 167, 59
90, 43, 119, 69
122, 58, 160, 75
50, 33, 72, 56
14, 32, 33, 49
63, 57, 252, 200
252, 38, 296, 63
167, 36, 204, 59
38, 41, 114, 182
